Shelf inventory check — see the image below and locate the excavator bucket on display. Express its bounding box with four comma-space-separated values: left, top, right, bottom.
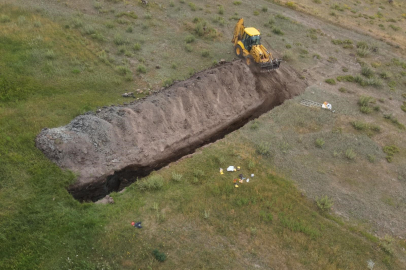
231, 18, 244, 45
259, 59, 282, 72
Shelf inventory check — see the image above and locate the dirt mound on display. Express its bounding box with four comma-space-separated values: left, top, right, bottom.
36, 60, 306, 201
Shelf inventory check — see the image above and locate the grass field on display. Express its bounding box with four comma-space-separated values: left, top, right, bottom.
1, 0, 406, 269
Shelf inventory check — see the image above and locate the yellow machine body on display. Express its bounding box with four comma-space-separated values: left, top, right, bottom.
231, 18, 281, 71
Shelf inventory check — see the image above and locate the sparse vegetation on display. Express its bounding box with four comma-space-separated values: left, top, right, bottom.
316, 195, 334, 212
325, 78, 336, 85
136, 175, 164, 191
171, 172, 183, 182
383, 145, 399, 163
345, 148, 356, 160
315, 138, 325, 148
136, 64, 147, 74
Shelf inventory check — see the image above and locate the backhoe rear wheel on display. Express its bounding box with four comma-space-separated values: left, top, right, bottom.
235, 45, 243, 58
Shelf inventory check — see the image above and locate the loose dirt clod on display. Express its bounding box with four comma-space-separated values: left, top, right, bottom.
36, 60, 306, 201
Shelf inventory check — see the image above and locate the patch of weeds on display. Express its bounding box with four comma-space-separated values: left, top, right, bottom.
316, 195, 333, 212
193, 169, 205, 179
113, 34, 127, 45
315, 138, 325, 148
256, 142, 271, 156
185, 44, 193, 52
188, 2, 197, 11
126, 26, 133, 33
185, 35, 195, 43
336, 75, 354, 82
285, 44, 292, 49
105, 21, 115, 29
342, 67, 349, 72
313, 54, 321, 60
233, 1, 241, 5
339, 87, 347, 93
285, 1, 297, 9
248, 160, 255, 170
250, 119, 259, 130
383, 114, 405, 129
259, 211, 273, 222
201, 50, 210, 58
327, 56, 337, 63
137, 175, 164, 191
262, 6, 268, 12
45, 49, 56, 60
331, 39, 342, 45
218, 5, 224, 15
351, 121, 367, 130
383, 145, 399, 163
358, 95, 374, 106
213, 16, 225, 26
253, 10, 260, 16
17, 16, 26, 25
133, 43, 141, 51
115, 65, 131, 76
299, 49, 308, 55
360, 106, 372, 114
325, 78, 336, 85
401, 102, 406, 112
389, 24, 400, 31
152, 249, 167, 262
136, 64, 147, 74
387, 81, 396, 89
72, 18, 83, 28
380, 72, 390, 79
278, 212, 319, 239
361, 66, 374, 78
34, 21, 42, 28
162, 78, 173, 87
171, 172, 183, 183
357, 47, 370, 57
345, 148, 356, 160
0, 14, 11, 23
272, 28, 284, 35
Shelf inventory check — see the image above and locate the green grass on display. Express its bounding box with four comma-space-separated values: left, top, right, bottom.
1, 2, 405, 269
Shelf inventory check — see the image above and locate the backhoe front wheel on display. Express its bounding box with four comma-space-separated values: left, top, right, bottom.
235, 45, 243, 58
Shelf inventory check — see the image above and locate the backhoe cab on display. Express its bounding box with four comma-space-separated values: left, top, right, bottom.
232, 18, 281, 72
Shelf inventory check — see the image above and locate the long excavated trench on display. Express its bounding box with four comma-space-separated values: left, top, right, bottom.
36, 60, 307, 202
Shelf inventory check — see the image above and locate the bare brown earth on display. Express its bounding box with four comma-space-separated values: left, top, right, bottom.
36, 60, 307, 201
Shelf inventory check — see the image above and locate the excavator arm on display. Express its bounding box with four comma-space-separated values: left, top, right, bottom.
231, 18, 244, 45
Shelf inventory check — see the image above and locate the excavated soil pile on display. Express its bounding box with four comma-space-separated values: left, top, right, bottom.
36, 60, 306, 201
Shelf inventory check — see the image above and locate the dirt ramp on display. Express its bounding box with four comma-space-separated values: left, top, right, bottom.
36, 60, 306, 201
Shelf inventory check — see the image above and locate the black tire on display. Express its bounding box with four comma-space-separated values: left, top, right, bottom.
235, 45, 243, 58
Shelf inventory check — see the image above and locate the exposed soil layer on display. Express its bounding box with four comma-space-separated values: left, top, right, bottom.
36, 60, 307, 201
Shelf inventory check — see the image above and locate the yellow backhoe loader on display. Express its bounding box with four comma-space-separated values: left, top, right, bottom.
232, 18, 281, 72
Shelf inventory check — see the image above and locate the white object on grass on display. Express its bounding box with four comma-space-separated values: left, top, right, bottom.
227, 166, 236, 172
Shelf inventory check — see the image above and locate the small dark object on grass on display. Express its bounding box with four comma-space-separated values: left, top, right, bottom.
131, 221, 142, 228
